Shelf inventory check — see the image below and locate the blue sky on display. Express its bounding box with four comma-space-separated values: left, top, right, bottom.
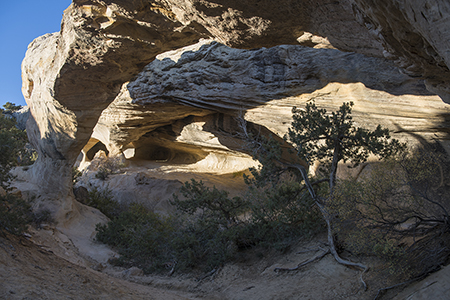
0, 0, 72, 108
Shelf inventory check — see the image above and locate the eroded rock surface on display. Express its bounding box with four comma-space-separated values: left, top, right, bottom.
91, 41, 444, 156
22, 0, 450, 205
351, 0, 450, 102
16, 1, 450, 297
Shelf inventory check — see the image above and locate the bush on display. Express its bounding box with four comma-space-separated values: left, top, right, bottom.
245, 180, 323, 250
0, 108, 27, 188
94, 178, 325, 275
329, 144, 450, 278
83, 187, 125, 219
96, 204, 177, 273
171, 180, 250, 271
0, 193, 32, 235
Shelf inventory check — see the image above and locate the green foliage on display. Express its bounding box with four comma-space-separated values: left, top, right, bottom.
171, 180, 249, 270
172, 179, 249, 224
96, 203, 177, 273
3, 102, 22, 112
0, 193, 32, 235
31, 208, 53, 228
84, 187, 124, 219
286, 101, 405, 178
245, 180, 323, 249
330, 144, 450, 277
94, 177, 323, 274
94, 102, 410, 276
0, 103, 37, 235
0, 108, 28, 188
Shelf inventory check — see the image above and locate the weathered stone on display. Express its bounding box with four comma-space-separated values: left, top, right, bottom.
22, 0, 450, 204
351, 0, 450, 102
73, 186, 89, 204
21, 1, 209, 198
90, 41, 440, 155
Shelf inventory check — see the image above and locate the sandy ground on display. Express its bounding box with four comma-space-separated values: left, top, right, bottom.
5, 161, 450, 300
1, 231, 407, 300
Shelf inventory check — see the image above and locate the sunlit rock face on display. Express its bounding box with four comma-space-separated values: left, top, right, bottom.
88, 40, 449, 163
70, 39, 450, 213
20, 0, 450, 210
21, 1, 209, 199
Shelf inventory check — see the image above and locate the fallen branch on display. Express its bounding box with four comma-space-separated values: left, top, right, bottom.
274, 246, 330, 272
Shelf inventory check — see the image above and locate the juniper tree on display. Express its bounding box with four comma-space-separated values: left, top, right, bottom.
243, 101, 405, 288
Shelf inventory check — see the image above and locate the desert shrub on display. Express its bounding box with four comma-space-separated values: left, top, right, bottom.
96, 203, 177, 273
0, 103, 34, 235
245, 180, 323, 250
94, 178, 326, 274
172, 179, 249, 224
84, 187, 125, 219
95, 156, 125, 180
330, 144, 450, 278
72, 167, 82, 184
0, 193, 32, 235
171, 179, 249, 271
0, 108, 27, 188
31, 208, 53, 228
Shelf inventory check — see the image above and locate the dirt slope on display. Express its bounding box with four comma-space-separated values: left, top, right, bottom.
0, 231, 403, 300
0, 234, 197, 300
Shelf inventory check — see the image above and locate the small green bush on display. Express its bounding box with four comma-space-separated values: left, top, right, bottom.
0, 193, 32, 235
96, 203, 176, 273
94, 179, 324, 275
0, 108, 27, 188
245, 180, 322, 250
84, 187, 124, 219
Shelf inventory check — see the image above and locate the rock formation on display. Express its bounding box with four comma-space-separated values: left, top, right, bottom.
20, 0, 450, 218
88, 40, 444, 158
14, 1, 450, 297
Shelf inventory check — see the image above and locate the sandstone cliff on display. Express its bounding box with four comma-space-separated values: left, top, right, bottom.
14, 1, 450, 298
21, 0, 450, 208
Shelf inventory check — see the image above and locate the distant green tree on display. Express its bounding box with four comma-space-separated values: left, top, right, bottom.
2, 102, 22, 112
0, 107, 27, 188
0, 102, 33, 236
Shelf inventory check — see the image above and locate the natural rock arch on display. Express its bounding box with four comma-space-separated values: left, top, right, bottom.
20, 0, 450, 219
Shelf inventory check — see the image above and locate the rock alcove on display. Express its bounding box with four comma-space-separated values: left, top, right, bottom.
13, 2, 450, 287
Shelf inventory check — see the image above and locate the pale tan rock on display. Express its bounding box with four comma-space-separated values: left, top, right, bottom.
22, 0, 450, 204
21, 1, 209, 199
92, 41, 444, 159
19, 0, 450, 274
393, 264, 450, 299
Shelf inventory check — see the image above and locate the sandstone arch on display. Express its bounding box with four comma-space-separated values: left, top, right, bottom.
21, 0, 450, 217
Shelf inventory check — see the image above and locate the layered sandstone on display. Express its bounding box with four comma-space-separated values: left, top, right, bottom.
21, 0, 450, 206
15, 1, 450, 297
90, 40, 442, 157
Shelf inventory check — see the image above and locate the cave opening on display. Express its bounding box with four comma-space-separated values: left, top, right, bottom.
84, 139, 109, 161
